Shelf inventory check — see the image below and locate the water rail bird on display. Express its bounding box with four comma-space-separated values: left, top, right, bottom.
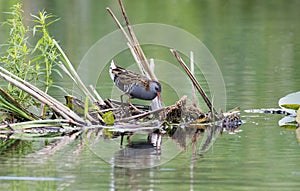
109, 60, 161, 102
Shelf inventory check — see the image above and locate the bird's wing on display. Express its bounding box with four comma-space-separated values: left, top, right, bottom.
111, 66, 150, 92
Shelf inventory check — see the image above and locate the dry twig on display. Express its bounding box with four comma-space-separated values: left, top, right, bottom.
0, 66, 86, 125
170, 49, 217, 115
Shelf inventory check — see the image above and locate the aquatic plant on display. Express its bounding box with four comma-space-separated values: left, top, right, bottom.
0, 3, 61, 111
0, 4, 35, 108
31, 10, 61, 94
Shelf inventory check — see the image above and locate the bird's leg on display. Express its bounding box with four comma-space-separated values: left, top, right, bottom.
119, 93, 131, 114
119, 94, 133, 118
120, 93, 140, 114
120, 93, 126, 107
127, 98, 141, 113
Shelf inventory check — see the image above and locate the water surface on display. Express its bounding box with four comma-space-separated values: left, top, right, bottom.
0, 0, 300, 190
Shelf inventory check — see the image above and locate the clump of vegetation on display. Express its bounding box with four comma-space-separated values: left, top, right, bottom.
0, 4, 36, 108
0, 3, 105, 127
31, 10, 61, 94
0, 3, 61, 110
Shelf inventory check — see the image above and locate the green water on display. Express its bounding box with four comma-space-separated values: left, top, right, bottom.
1, 0, 300, 190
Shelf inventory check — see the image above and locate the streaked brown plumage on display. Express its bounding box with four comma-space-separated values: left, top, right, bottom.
109, 60, 161, 101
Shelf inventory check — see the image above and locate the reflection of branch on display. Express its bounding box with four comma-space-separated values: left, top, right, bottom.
198, 125, 222, 155
31, 130, 83, 156
191, 129, 202, 157
199, 126, 213, 155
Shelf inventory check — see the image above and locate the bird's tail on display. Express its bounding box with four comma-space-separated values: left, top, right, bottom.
109, 60, 117, 81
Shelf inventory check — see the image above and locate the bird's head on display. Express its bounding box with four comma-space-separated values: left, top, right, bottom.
150, 81, 162, 101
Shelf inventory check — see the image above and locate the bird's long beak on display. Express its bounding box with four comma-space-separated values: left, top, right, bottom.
157, 92, 162, 101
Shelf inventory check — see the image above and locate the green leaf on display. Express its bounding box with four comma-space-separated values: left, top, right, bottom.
102, 111, 115, 125
51, 85, 69, 95
84, 96, 89, 119
281, 104, 300, 110
65, 95, 84, 117
279, 92, 300, 113
103, 128, 114, 138
52, 68, 63, 78
280, 124, 298, 129
46, 18, 60, 27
